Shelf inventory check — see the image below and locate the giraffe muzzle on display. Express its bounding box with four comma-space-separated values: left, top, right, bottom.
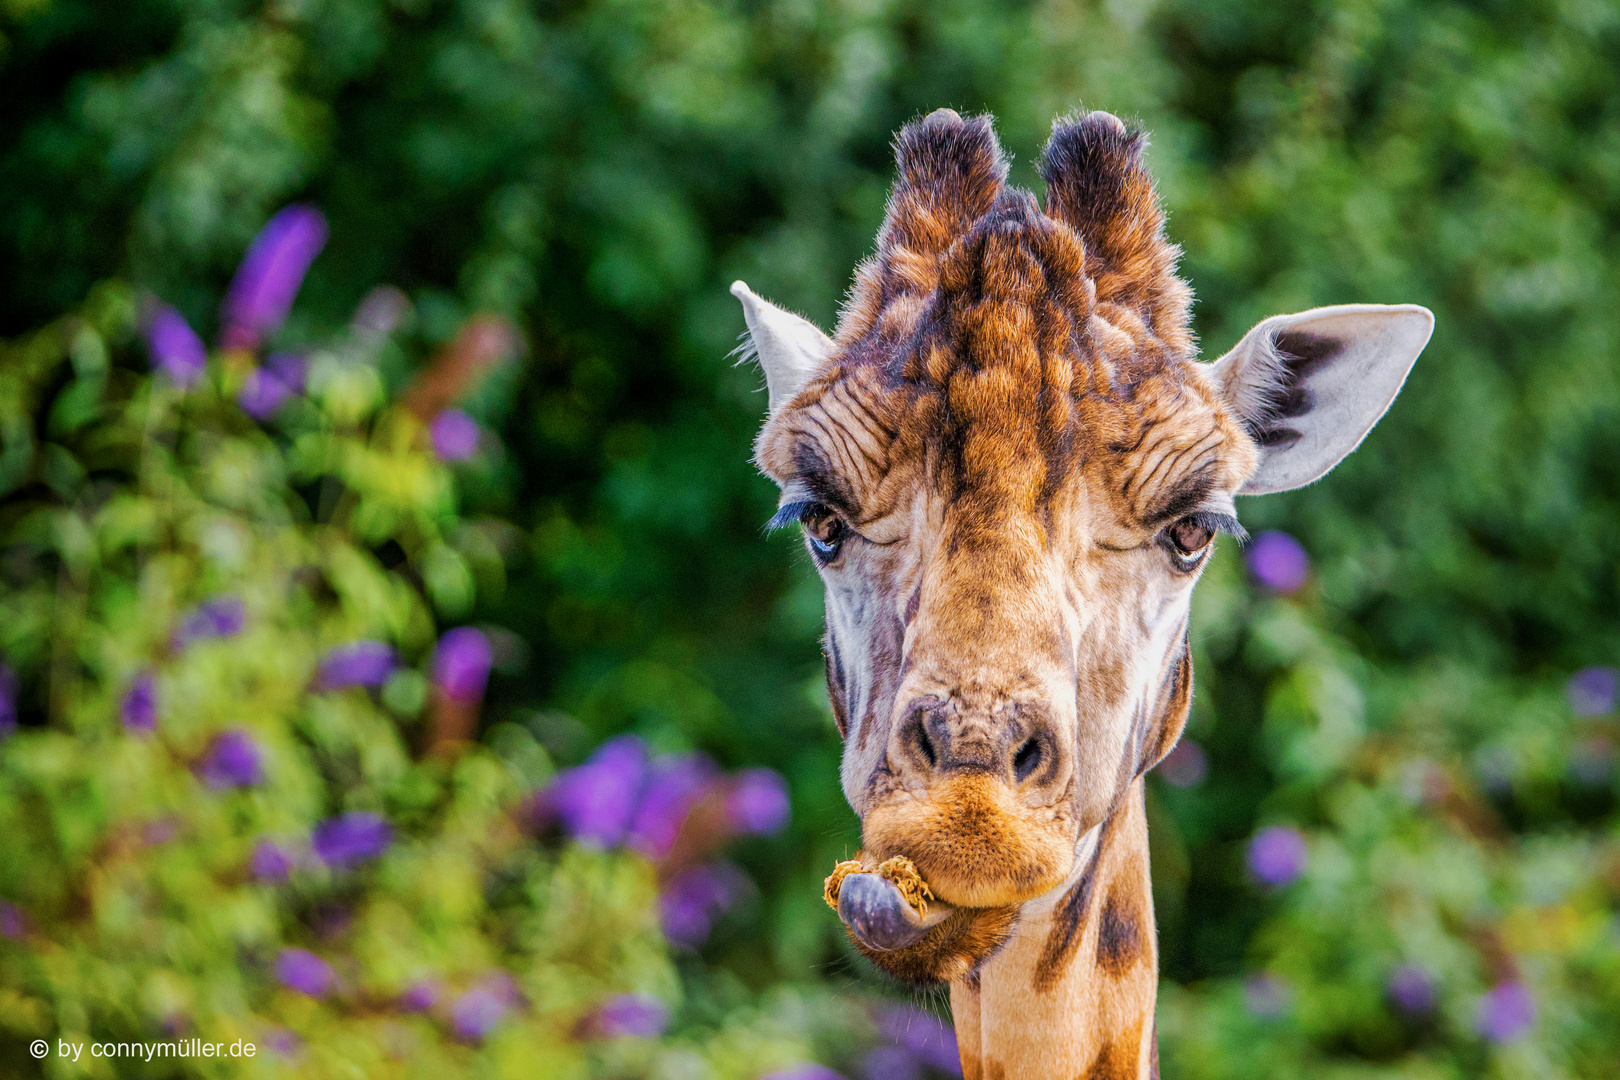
861, 771, 1078, 907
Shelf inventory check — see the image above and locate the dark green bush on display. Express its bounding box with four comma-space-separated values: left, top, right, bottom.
2, 0, 1619, 1077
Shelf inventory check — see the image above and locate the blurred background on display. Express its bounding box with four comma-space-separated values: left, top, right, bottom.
1, 0, 1618, 1077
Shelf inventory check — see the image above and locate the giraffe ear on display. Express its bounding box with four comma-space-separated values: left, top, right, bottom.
1209, 304, 1434, 495
731, 280, 836, 414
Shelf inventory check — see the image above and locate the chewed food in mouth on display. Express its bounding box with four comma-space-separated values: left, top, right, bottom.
824, 854, 936, 916
824, 853, 953, 952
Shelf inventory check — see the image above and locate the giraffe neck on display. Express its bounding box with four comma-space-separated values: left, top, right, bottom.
950, 778, 1159, 1080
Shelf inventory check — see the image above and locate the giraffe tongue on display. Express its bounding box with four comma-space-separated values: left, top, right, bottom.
836, 873, 954, 951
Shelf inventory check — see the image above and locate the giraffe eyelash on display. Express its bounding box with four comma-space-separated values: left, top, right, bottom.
766, 500, 820, 532
1183, 510, 1247, 544
768, 500, 850, 564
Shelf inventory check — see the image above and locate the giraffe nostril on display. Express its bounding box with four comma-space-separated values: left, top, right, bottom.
917, 727, 937, 770
904, 711, 937, 770
1013, 737, 1042, 782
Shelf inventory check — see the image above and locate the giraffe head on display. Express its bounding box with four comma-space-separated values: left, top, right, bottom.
734, 110, 1431, 983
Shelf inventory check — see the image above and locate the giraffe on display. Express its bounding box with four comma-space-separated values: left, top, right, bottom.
731, 109, 1432, 1080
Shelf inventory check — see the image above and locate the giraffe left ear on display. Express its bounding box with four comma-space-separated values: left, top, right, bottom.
731, 280, 837, 414
1209, 303, 1434, 495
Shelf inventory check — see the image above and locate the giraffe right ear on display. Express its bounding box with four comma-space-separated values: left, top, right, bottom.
731, 280, 836, 414
1209, 303, 1434, 495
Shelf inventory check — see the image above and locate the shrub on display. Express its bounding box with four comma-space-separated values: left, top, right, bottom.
0, 217, 834, 1077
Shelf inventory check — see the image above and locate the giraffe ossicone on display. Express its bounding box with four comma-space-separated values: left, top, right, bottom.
734, 107, 1432, 1080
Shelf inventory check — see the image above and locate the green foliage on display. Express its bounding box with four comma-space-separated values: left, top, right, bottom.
2, 0, 1620, 1077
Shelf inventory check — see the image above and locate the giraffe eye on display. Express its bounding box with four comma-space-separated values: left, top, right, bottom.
801, 505, 849, 563
1159, 516, 1215, 571
1169, 519, 1214, 554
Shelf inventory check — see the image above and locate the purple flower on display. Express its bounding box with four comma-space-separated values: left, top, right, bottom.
545, 735, 648, 848
144, 303, 207, 387
1247, 825, 1308, 887
398, 981, 438, 1012
264, 1028, 302, 1059
1387, 963, 1438, 1016
1246, 530, 1310, 592
1244, 973, 1291, 1018
238, 367, 293, 420
1567, 666, 1618, 716
251, 839, 296, 883
626, 754, 717, 858
267, 351, 307, 394
312, 812, 391, 869
430, 409, 481, 462
1155, 740, 1207, 787
121, 673, 157, 733
862, 1047, 921, 1080
275, 948, 333, 997
876, 1005, 962, 1075
175, 596, 245, 648
0, 900, 27, 939
726, 767, 791, 836
198, 729, 264, 788
0, 664, 16, 740
221, 205, 329, 350
762, 1068, 846, 1080
1476, 981, 1535, 1043
312, 641, 395, 691
660, 862, 747, 949
432, 627, 493, 702
451, 988, 509, 1042
591, 994, 669, 1038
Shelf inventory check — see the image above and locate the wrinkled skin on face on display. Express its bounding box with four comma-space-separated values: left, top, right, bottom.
755, 111, 1257, 981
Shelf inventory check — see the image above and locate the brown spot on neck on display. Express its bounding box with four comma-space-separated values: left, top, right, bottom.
1033, 812, 1115, 992
1095, 860, 1146, 977
1083, 1019, 1144, 1080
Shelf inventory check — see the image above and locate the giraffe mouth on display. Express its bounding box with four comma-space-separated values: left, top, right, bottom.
859, 772, 1077, 908
835, 871, 955, 951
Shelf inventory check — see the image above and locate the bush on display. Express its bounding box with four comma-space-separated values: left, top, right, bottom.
0, 226, 848, 1076
3, 1, 1620, 1078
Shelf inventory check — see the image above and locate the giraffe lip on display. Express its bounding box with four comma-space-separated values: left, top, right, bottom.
836, 873, 954, 951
